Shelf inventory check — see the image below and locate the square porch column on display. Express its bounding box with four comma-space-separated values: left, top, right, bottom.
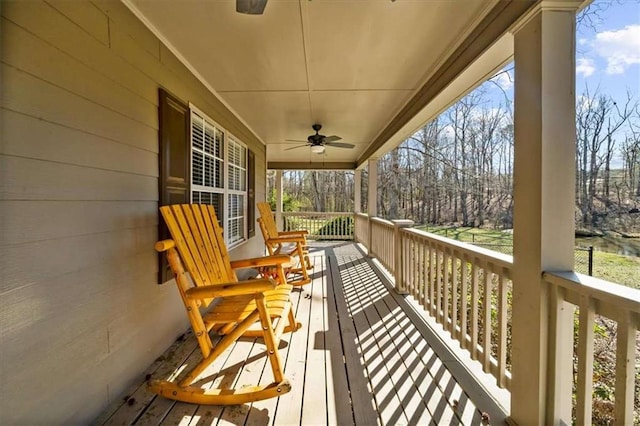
367, 159, 378, 252
275, 169, 283, 230
511, 2, 580, 424
354, 169, 361, 214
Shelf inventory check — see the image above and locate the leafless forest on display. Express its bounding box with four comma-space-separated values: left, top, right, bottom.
270, 83, 640, 234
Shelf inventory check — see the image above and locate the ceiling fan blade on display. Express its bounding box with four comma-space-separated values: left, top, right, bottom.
284, 144, 309, 151
324, 142, 355, 149
236, 0, 267, 14
284, 139, 309, 143
323, 135, 342, 143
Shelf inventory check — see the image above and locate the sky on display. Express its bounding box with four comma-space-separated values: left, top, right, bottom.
488, 0, 639, 103
575, 0, 640, 103
479, 0, 640, 167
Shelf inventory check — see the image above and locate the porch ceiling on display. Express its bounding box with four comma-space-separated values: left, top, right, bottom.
125, 0, 532, 168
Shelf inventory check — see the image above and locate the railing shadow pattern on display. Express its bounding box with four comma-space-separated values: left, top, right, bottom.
325, 244, 500, 424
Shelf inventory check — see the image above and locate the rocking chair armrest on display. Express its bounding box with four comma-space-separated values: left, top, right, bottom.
185, 278, 276, 299
155, 239, 176, 252
278, 230, 309, 236
266, 236, 307, 244
230, 254, 292, 270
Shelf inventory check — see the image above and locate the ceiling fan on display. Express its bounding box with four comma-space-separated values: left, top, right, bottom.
285, 124, 355, 154
236, 0, 268, 14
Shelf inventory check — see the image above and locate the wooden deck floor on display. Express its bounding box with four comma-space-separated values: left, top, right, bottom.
97, 242, 507, 425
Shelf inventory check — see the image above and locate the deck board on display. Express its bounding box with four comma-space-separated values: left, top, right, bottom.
98, 242, 507, 425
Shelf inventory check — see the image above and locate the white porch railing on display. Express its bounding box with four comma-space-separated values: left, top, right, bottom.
369, 217, 395, 273
282, 212, 354, 240
544, 272, 640, 424
400, 227, 513, 390
354, 212, 640, 423
354, 212, 369, 245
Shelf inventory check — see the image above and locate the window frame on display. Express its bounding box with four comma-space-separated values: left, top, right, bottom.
189, 103, 249, 248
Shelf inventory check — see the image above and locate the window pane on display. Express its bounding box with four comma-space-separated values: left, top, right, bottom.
192, 111, 224, 190
193, 191, 223, 223
192, 151, 203, 186
192, 117, 204, 151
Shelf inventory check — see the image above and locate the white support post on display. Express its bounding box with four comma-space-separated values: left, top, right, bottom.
367, 159, 377, 253
275, 170, 283, 231
392, 219, 414, 294
354, 169, 362, 214
511, 2, 579, 424
367, 159, 377, 217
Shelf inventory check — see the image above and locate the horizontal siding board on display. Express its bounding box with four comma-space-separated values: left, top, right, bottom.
45, 0, 109, 45
97, 309, 187, 403
1, 226, 154, 294
2, 19, 157, 128
3, 111, 157, 177
0, 156, 158, 201
2, 65, 158, 150
2, 1, 158, 105
0, 0, 269, 423
0, 326, 109, 423
106, 284, 187, 355
91, 0, 161, 59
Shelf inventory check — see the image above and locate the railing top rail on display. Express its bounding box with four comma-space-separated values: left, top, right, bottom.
355, 212, 369, 218
544, 271, 640, 315
402, 227, 513, 271
371, 217, 394, 227
281, 211, 354, 215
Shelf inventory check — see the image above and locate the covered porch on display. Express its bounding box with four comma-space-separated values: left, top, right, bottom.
2, 0, 639, 424
97, 241, 507, 425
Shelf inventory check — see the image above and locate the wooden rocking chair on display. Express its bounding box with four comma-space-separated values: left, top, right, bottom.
256, 202, 312, 285
150, 204, 301, 405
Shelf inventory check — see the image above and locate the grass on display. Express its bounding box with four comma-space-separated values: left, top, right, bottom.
417, 225, 640, 290
591, 251, 640, 290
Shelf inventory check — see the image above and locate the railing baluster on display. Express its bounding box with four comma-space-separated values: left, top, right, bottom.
443, 248, 450, 329
415, 236, 421, 300
470, 263, 479, 361
482, 267, 492, 372
576, 294, 595, 425
451, 253, 458, 337
460, 258, 468, 350
436, 248, 443, 324
429, 242, 435, 316
422, 238, 429, 309
406, 235, 412, 294
615, 311, 636, 424
497, 273, 508, 388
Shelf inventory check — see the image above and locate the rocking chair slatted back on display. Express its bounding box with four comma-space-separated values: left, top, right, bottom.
257, 202, 277, 237
255, 202, 312, 286
161, 204, 234, 306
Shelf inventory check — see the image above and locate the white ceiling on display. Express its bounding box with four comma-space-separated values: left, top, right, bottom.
127, 0, 499, 165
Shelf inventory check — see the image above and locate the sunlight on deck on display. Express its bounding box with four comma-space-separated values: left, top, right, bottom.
97, 242, 506, 425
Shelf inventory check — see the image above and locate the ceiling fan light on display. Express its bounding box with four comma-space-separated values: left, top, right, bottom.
236, 0, 267, 14
311, 145, 325, 154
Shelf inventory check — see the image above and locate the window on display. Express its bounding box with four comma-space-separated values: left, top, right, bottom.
227, 138, 247, 244
190, 107, 248, 246
190, 110, 224, 218
158, 88, 255, 283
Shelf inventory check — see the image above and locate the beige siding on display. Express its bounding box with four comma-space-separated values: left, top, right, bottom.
0, 0, 267, 423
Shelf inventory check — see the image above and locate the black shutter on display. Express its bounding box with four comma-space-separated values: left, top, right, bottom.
158, 88, 190, 283
247, 149, 256, 238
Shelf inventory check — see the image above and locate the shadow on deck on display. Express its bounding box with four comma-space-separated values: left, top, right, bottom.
96, 242, 508, 425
